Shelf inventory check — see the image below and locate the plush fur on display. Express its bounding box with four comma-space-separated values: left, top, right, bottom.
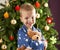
27, 29, 41, 41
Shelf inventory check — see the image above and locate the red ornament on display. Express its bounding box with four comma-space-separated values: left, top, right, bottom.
46, 17, 53, 24
35, 1, 40, 8
9, 35, 14, 41
15, 5, 20, 11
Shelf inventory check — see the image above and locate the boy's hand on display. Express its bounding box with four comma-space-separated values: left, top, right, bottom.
25, 48, 32, 50
25, 46, 32, 50
44, 40, 48, 48
17, 45, 26, 50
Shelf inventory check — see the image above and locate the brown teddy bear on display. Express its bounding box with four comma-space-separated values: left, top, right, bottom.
27, 29, 41, 41
27, 29, 47, 50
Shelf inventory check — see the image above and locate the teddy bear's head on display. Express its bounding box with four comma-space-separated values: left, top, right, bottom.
27, 29, 41, 41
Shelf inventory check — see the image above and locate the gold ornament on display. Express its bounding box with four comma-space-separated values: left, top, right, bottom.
36, 13, 40, 18
0, 38, 3, 44
4, 12, 9, 19
11, 18, 17, 25
44, 3, 48, 7
1, 44, 7, 50
44, 25, 50, 31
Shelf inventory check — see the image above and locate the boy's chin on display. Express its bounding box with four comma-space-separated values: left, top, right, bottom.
26, 25, 33, 29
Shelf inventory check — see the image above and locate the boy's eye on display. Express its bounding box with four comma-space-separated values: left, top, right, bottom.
32, 16, 33, 19
25, 17, 28, 19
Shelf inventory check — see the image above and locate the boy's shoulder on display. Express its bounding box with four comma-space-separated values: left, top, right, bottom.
18, 26, 23, 32
18, 28, 23, 33
18, 28, 22, 31
18, 25, 27, 32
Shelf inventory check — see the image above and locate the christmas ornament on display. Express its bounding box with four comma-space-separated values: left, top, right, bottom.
15, 5, 20, 11
1, 44, 7, 50
11, 18, 17, 25
50, 36, 57, 44
44, 25, 50, 31
35, 1, 40, 8
4, 11, 9, 19
36, 12, 40, 18
9, 35, 14, 41
44, 3, 48, 7
0, 38, 3, 44
40, 9, 43, 14
5, 0, 10, 7
46, 17, 53, 24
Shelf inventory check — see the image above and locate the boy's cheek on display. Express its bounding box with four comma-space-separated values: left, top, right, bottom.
33, 20, 36, 24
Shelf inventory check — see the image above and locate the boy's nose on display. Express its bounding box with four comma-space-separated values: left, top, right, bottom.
28, 18, 33, 23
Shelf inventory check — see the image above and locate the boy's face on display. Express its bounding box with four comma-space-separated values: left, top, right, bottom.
20, 10, 36, 29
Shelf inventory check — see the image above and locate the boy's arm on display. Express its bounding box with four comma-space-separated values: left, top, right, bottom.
30, 40, 44, 50
17, 30, 23, 48
17, 29, 32, 50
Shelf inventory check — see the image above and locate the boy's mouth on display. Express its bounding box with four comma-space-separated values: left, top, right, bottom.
26, 22, 33, 27
27, 23, 32, 26
28, 23, 32, 26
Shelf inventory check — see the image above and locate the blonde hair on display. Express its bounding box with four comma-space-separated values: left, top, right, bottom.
20, 3, 36, 14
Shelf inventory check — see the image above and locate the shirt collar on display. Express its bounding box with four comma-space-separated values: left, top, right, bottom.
22, 25, 38, 33
22, 25, 27, 33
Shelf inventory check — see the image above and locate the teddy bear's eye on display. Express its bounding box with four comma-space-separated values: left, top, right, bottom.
34, 34, 36, 35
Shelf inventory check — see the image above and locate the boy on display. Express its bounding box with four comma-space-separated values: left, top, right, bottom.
17, 3, 47, 50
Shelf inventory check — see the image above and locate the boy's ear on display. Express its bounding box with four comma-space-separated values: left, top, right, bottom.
35, 13, 37, 18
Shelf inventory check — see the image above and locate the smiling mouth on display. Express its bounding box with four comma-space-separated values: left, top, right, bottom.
26, 22, 33, 26
27, 23, 32, 26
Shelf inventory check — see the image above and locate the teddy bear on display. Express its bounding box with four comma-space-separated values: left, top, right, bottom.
17, 29, 47, 50
27, 29, 41, 41
27, 29, 47, 50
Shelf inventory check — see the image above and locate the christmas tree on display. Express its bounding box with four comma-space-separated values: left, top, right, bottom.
0, 0, 60, 50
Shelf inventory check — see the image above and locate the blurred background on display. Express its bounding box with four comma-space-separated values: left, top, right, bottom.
49, 0, 60, 50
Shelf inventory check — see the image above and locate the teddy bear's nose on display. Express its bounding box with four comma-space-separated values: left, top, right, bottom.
37, 37, 38, 39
